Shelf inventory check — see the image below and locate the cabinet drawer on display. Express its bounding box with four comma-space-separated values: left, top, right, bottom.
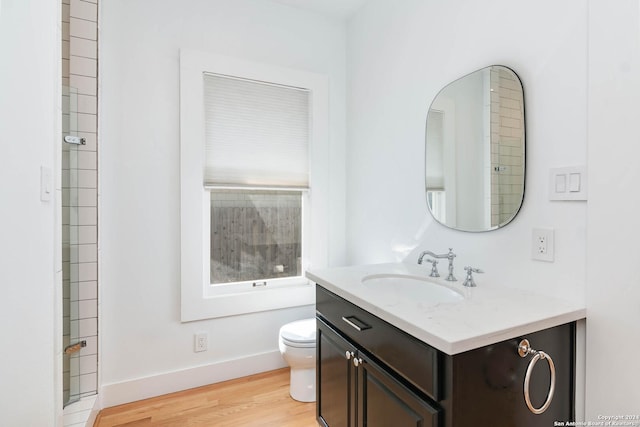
316, 285, 440, 401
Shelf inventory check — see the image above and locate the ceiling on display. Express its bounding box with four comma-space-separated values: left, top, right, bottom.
270, 0, 369, 20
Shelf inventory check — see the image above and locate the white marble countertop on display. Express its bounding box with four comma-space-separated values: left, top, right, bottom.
307, 262, 586, 355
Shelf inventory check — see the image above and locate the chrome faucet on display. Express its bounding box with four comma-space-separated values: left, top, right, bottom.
418, 248, 457, 281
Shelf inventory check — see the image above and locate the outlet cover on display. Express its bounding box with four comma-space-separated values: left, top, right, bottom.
532, 228, 554, 262
194, 332, 208, 352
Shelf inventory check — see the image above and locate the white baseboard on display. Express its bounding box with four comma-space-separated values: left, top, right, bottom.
99, 350, 287, 408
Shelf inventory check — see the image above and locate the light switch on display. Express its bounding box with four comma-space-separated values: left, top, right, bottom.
549, 166, 587, 201
40, 166, 52, 202
555, 174, 567, 193
569, 173, 581, 192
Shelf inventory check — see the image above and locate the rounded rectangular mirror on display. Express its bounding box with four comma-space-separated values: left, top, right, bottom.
426, 65, 525, 232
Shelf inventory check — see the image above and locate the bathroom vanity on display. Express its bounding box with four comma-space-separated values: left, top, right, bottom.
309, 263, 586, 427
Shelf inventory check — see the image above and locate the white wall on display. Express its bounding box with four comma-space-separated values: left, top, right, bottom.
0, 0, 60, 425
99, 0, 346, 404
346, 0, 588, 303
347, 0, 640, 416
586, 0, 640, 415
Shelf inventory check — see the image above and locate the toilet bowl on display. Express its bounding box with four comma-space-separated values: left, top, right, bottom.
278, 318, 317, 402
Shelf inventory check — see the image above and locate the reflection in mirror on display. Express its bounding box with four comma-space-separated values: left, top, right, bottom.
425, 65, 525, 232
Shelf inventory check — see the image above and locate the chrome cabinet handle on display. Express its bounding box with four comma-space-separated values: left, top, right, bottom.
353, 357, 363, 367
518, 339, 556, 414
345, 351, 353, 360
341, 316, 371, 332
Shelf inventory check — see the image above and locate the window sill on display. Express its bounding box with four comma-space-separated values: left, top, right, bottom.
181, 280, 315, 321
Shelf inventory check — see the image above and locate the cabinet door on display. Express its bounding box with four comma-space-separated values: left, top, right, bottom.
358, 354, 440, 427
317, 319, 357, 427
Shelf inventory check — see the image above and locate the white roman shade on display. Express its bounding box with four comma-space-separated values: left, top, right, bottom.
203, 73, 310, 187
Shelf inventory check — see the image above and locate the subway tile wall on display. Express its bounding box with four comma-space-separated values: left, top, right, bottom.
62, 0, 98, 405
490, 68, 525, 226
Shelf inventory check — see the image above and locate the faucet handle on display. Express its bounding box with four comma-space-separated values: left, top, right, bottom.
463, 266, 483, 287
424, 259, 440, 278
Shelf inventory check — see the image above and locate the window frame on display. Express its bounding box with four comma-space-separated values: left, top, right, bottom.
179, 50, 328, 321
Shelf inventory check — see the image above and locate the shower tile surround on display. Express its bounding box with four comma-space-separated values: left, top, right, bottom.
490, 68, 524, 226
62, 0, 98, 406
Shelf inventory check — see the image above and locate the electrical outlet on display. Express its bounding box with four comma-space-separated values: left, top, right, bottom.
194, 332, 208, 352
532, 228, 554, 262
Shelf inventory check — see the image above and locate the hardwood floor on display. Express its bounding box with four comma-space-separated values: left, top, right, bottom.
94, 368, 318, 427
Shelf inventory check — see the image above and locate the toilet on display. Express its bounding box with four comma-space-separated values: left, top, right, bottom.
278, 318, 317, 402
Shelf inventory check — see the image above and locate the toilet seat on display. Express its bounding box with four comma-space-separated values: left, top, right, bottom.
280, 318, 316, 348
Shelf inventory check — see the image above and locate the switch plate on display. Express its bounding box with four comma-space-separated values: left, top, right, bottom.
532, 228, 554, 262
549, 166, 587, 200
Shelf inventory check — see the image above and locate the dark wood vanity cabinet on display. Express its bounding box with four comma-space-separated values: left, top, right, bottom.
317, 318, 440, 427
316, 285, 576, 427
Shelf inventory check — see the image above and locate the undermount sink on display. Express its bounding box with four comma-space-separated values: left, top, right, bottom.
361, 273, 464, 305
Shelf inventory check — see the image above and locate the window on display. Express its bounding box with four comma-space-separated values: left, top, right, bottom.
202, 73, 309, 290
209, 189, 304, 286
180, 50, 329, 321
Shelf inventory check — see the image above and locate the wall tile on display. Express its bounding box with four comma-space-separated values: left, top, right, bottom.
70, 299, 79, 321
77, 94, 97, 114
62, 40, 70, 60
78, 169, 97, 188
67, 244, 77, 263
69, 74, 96, 96
70, 0, 97, 22
70, 17, 96, 40
79, 355, 97, 375
77, 149, 96, 169
70, 281, 79, 302
78, 262, 97, 281
77, 113, 97, 133
67, 226, 78, 245
78, 207, 97, 225
79, 373, 97, 394
79, 300, 97, 319
62, 22, 70, 41
62, 59, 70, 79
69, 376, 79, 395
80, 336, 98, 356
69, 37, 97, 59
78, 244, 97, 263
70, 56, 97, 78
63, 298, 71, 318
63, 317, 71, 336
62, 4, 70, 22
77, 188, 96, 207
69, 262, 79, 283
69, 320, 79, 339
78, 225, 97, 244
65, 0, 98, 403
78, 281, 97, 300
78, 318, 97, 337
